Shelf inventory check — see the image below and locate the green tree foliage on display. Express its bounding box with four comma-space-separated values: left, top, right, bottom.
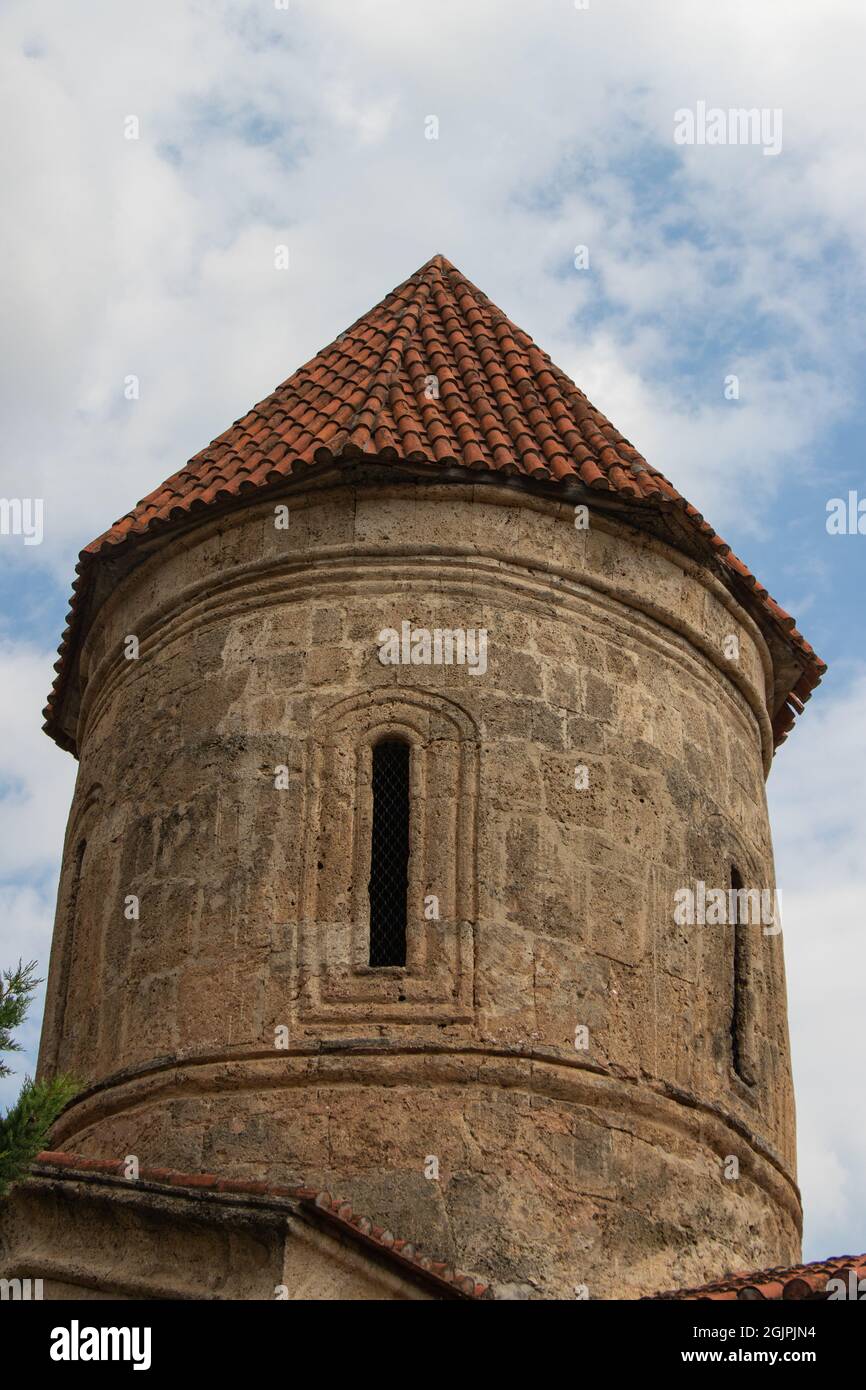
0, 961, 77, 1198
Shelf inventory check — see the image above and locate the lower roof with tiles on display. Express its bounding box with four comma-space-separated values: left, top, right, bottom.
648, 1253, 866, 1301
42, 254, 825, 753
29, 1152, 861, 1301
32, 1151, 490, 1299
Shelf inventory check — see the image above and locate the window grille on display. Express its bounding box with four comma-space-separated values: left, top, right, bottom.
368, 741, 410, 967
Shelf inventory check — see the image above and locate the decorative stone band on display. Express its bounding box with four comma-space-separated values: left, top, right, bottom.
44, 1039, 803, 1232
72, 516, 778, 775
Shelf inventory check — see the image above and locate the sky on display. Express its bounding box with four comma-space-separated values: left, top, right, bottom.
0, 0, 864, 1266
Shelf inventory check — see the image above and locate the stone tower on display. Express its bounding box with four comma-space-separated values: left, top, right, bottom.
37, 255, 824, 1298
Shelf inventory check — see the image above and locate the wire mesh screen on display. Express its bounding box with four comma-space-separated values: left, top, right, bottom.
368, 740, 410, 966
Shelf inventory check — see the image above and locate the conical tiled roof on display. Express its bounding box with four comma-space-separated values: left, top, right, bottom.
44, 254, 824, 751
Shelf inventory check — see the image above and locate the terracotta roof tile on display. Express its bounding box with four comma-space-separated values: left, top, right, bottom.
27, 1154, 863, 1303
42, 254, 825, 752
648, 1253, 866, 1301
32, 1151, 490, 1299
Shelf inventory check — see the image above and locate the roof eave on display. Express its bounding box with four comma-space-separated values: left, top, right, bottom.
43, 457, 824, 758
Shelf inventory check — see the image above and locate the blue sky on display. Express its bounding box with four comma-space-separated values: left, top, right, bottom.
1, 0, 864, 1268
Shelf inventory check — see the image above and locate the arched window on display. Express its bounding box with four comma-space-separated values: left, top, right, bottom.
730, 864, 753, 1084
368, 740, 410, 967
298, 689, 479, 1021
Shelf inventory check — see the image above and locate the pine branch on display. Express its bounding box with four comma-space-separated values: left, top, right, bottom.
0, 960, 39, 1076
0, 958, 79, 1196
0, 1074, 79, 1198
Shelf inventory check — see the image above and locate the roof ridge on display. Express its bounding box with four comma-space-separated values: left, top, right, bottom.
433, 263, 548, 479
416, 262, 516, 472
340, 262, 436, 456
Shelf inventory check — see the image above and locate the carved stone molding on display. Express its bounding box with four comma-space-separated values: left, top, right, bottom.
297, 688, 480, 1022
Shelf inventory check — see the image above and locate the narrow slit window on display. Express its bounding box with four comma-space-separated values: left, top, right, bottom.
368, 740, 410, 967
53, 837, 87, 1058
730, 865, 752, 1083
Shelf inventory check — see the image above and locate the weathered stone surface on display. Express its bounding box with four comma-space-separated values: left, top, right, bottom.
0, 1168, 446, 1300
34, 481, 799, 1298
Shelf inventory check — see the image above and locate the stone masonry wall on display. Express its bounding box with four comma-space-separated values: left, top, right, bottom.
37, 480, 800, 1298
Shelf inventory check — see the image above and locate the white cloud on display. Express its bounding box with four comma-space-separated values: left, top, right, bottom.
0, 642, 75, 1108
769, 670, 866, 1259
0, 643, 76, 879
0, 0, 863, 571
